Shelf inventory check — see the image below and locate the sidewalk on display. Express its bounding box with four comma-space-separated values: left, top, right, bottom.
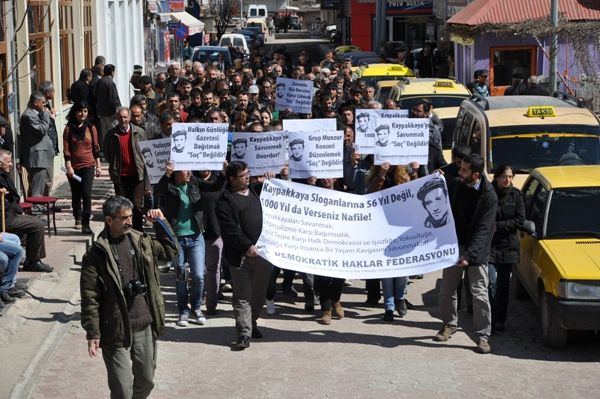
0, 170, 114, 399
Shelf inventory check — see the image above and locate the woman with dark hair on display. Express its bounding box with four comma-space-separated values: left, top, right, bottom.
259, 109, 274, 131
489, 164, 525, 331
63, 101, 101, 233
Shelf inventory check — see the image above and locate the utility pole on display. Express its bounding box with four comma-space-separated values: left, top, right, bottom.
549, 0, 558, 93
374, 0, 386, 53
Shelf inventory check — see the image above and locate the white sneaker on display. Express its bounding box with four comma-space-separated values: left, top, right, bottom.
266, 299, 275, 315
177, 313, 189, 327
194, 310, 207, 325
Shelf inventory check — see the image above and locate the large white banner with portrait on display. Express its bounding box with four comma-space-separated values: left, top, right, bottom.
354, 109, 410, 153
256, 174, 458, 279
373, 118, 429, 165
169, 123, 229, 170
286, 130, 344, 179
231, 132, 287, 176
138, 138, 171, 184
275, 78, 314, 114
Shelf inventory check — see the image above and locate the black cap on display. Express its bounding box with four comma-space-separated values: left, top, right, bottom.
172, 130, 187, 139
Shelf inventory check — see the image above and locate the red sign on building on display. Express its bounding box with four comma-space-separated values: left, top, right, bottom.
169, 0, 185, 12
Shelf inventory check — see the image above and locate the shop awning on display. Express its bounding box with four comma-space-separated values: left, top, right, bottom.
160, 11, 205, 38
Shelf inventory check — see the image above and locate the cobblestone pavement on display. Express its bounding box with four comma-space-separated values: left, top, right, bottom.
21, 273, 600, 398
2, 173, 600, 398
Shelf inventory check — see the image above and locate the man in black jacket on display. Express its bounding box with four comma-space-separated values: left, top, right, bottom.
0, 150, 51, 272
434, 154, 497, 354
95, 64, 122, 152
216, 161, 272, 350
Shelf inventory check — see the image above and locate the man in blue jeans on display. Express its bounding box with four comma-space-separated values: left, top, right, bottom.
0, 232, 26, 309
156, 160, 226, 326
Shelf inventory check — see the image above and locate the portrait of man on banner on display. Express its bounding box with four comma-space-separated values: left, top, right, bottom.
171, 130, 187, 154
289, 138, 304, 162
417, 177, 449, 229
232, 138, 248, 160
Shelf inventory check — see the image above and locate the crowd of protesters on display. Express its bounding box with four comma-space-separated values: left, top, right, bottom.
0, 40, 529, 397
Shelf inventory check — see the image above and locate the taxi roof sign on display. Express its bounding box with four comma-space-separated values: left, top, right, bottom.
526, 106, 557, 118
433, 79, 455, 88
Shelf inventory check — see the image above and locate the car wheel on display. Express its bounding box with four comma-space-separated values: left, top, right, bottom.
540, 291, 567, 348
512, 269, 529, 300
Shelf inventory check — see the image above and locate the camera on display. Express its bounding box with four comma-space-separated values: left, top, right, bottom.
124, 279, 147, 298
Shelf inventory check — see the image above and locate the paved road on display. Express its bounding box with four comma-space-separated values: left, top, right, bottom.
2, 34, 600, 399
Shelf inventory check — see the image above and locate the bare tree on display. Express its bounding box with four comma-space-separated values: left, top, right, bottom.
2, 1, 55, 86
207, 0, 238, 40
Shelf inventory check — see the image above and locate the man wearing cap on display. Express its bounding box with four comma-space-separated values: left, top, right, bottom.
247, 86, 261, 115
289, 139, 304, 162
138, 76, 158, 115
356, 112, 370, 134
375, 124, 390, 147
232, 138, 247, 160
417, 177, 449, 229
171, 130, 187, 154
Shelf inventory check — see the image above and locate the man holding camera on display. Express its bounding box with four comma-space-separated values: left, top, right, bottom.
80, 196, 178, 398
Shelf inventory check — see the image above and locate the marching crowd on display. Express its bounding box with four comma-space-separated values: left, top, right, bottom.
1, 45, 525, 397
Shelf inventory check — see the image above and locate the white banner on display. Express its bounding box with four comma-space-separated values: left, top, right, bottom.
374, 118, 429, 165
283, 118, 337, 132
138, 138, 171, 184
275, 77, 314, 114
287, 130, 344, 179
231, 132, 287, 176
355, 109, 409, 153
256, 174, 458, 279
169, 123, 228, 170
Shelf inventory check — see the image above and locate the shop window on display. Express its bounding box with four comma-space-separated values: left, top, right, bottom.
59, 0, 75, 102
490, 46, 536, 90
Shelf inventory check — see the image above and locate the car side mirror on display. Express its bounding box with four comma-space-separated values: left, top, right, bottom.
521, 220, 536, 236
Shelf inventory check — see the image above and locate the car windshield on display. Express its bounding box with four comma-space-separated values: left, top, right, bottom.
546, 188, 600, 238
490, 125, 600, 171
402, 96, 467, 110
362, 75, 407, 87
192, 50, 229, 65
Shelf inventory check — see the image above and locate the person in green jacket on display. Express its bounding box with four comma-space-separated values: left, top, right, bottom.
80, 195, 178, 398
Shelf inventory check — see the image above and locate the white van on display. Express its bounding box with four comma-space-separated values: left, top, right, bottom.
248, 4, 268, 18
218, 33, 250, 56
246, 17, 269, 36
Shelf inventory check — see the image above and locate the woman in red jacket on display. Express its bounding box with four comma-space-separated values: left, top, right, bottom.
63, 101, 101, 233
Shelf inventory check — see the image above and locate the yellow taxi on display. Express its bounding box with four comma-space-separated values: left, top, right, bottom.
357, 63, 414, 88
515, 165, 600, 347
377, 78, 470, 153
452, 94, 600, 188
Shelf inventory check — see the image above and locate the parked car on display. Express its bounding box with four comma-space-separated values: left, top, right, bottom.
218, 33, 250, 56
515, 165, 600, 347
356, 63, 414, 87
452, 93, 600, 188
237, 27, 264, 46
191, 46, 232, 69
